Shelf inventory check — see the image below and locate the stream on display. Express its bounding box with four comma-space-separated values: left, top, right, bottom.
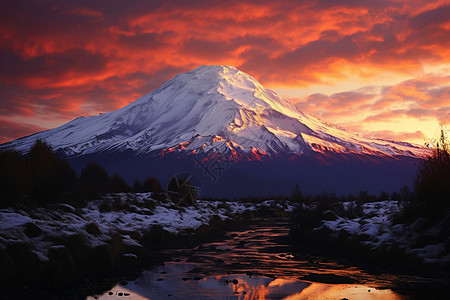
86, 218, 434, 300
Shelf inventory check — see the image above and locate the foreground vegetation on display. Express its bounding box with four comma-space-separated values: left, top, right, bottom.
0, 140, 163, 208
290, 128, 450, 273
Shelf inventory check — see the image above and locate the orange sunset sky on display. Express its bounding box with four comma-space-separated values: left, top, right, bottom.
1, 0, 449, 145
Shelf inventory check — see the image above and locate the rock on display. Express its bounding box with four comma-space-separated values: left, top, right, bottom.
116, 253, 141, 276
93, 244, 115, 271
23, 222, 42, 238
99, 201, 113, 212
144, 225, 170, 243
5, 243, 44, 288
47, 203, 78, 214
46, 245, 76, 287
121, 253, 138, 265
108, 233, 126, 261
121, 230, 142, 241
0, 248, 15, 287
124, 243, 144, 257
299, 273, 355, 284
86, 222, 102, 236
65, 233, 93, 272
322, 210, 340, 221
232, 279, 238, 285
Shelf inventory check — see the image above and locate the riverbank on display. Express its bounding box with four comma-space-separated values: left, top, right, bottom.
87, 217, 432, 300
0, 193, 294, 299
290, 199, 450, 298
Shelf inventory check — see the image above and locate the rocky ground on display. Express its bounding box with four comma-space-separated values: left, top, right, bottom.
291, 200, 450, 274
0, 193, 294, 299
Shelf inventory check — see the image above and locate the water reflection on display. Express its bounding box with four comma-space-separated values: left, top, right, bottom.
87, 219, 405, 300
87, 274, 401, 300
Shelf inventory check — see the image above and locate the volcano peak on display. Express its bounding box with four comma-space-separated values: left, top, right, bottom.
1, 65, 427, 161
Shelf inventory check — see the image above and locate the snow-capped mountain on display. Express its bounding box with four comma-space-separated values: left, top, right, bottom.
1, 65, 427, 160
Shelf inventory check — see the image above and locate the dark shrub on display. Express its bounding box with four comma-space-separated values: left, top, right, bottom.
26, 140, 78, 206
0, 149, 30, 207
133, 178, 143, 192
395, 128, 450, 224
109, 173, 130, 193
290, 183, 303, 203
143, 176, 162, 193
79, 162, 109, 200
415, 128, 450, 213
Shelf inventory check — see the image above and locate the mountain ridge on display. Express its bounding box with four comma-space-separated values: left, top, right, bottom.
1, 65, 428, 162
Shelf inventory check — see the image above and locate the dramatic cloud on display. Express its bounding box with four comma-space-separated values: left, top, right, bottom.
1, 0, 449, 143
293, 74, 450, 144
0, 119, 46, 143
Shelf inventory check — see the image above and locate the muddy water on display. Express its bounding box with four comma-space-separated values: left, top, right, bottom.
87, 219, 420, 300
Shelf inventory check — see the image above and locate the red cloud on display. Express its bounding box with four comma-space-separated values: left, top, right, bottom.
1, 0, 450, 143
352, 128, 428, 144
0, 119, 47, 144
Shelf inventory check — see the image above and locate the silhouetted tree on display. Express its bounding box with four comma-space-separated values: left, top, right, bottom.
415, 128, 450, 212
79, 162, 109, 200
133, 178, 143, 192
377, 191, 389, 201
26, 140, 78, 205
290, 183, 303, 202
0, 149, 30, 207
143, 176, 162, 193
109, 173, 130, 193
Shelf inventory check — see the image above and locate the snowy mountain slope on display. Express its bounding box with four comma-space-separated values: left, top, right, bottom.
0, 65, 428, 160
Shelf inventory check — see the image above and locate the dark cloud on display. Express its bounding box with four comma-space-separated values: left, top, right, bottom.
180, 39, 235, 60
0, 119, 47, 144
409, 5, 450, 29
117, 32, 171, 50
0, 49, 108, 85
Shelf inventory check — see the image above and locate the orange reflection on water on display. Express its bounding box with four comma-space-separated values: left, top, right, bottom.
89, 274, 404, 300
215, 274, 270, 300
285, 282, 402, 300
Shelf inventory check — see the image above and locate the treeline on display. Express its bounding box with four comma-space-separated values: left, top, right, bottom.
289, 183, 411, 205
397, 128, 450, 222
291, 127, 450, 224
0, 140, 162, 208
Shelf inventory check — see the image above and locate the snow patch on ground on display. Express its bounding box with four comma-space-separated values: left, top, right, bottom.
0, 193, 294, 263
309, 200, 450, 265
